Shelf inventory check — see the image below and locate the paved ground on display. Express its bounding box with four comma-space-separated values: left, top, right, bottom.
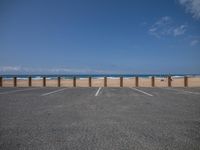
0, 87, 200, 150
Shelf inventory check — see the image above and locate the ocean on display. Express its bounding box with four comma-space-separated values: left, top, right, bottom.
0, 74, 199, 80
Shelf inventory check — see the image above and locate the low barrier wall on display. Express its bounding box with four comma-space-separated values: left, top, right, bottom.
0, 76, 200, 87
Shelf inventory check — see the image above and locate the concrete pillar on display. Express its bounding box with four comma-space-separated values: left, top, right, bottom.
151, 76, 155, 87
0, 76, 2, 87
104, 77, 107, 87
28, 76, 32, 87
184, 76, 188, 87
58, 77, 61, 87
14, 77, 17, 87
73, 76, 76, 87
89, 77, 92, 87
135, 76, 139, 87
168, 76, 171, 87
43, 77, 46, 87
120, 77, 123, 87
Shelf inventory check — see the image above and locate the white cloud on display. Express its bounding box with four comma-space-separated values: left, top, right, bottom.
173, 25, 187, 36
0, 66, 22, 72
0, 66, 117, 74
0, 66, 90, 74
149, 16, 187, 38
149, 16, 173, 38
183, 35, 200, 46
178, 0, 200, 19
154, 16, 172, 26
190, 39, 199, 46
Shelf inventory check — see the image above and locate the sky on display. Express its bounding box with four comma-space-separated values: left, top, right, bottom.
0, 0, 200, 74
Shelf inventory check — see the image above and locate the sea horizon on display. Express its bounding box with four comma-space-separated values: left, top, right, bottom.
1, 74, 200, 80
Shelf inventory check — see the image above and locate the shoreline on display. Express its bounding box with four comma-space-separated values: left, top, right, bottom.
1, 74, 200, 80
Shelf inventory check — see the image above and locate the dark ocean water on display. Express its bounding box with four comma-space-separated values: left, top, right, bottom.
0, 74, 199, 80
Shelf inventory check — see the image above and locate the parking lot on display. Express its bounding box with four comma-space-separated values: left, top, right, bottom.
0, 87, 200, 150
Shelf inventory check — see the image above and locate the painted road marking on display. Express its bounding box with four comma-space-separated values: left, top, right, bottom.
41, 88, 67, 96
0, 88, 39, 95
164, 88, 200, 95
130, 87, 153, 96
95, 87, 102, 96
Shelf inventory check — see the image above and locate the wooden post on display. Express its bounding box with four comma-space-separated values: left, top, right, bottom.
89, 77, 92, 87
14, 77, 17, 87
120, 77, 123, 87
58, 77, 61, 87
184, 76, 188, 87
135, 76, 139, 87
168, 76, 171, 87
151, 76, 155, 87
28, 76, 32, 87
43, 77, 46, 87
104, 77, 107, 87
0, 76, 2, 87
73, 76, 76, 87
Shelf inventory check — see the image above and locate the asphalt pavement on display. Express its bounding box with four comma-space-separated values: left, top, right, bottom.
0, 87, 200, 150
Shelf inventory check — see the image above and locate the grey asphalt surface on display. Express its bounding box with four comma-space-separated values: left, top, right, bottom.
0, 87, 200, 150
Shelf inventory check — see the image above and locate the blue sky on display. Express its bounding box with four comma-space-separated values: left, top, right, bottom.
0, 0, 200, 74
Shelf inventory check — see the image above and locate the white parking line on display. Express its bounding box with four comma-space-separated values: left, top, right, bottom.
164, 88, 200, 95
41, 88, 67, 96
95, 87, 102, 96
0, 88, 39, 95
130, 87, 153, 96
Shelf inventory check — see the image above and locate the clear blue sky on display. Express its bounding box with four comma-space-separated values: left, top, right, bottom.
0, 0, 200, 74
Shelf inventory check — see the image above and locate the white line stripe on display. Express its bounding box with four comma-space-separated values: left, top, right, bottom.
41, 88, 66, 96
0, 88, 39, 95
95, 87, 102, 96
130, 87, 153, 96
164, 88, 200, 95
